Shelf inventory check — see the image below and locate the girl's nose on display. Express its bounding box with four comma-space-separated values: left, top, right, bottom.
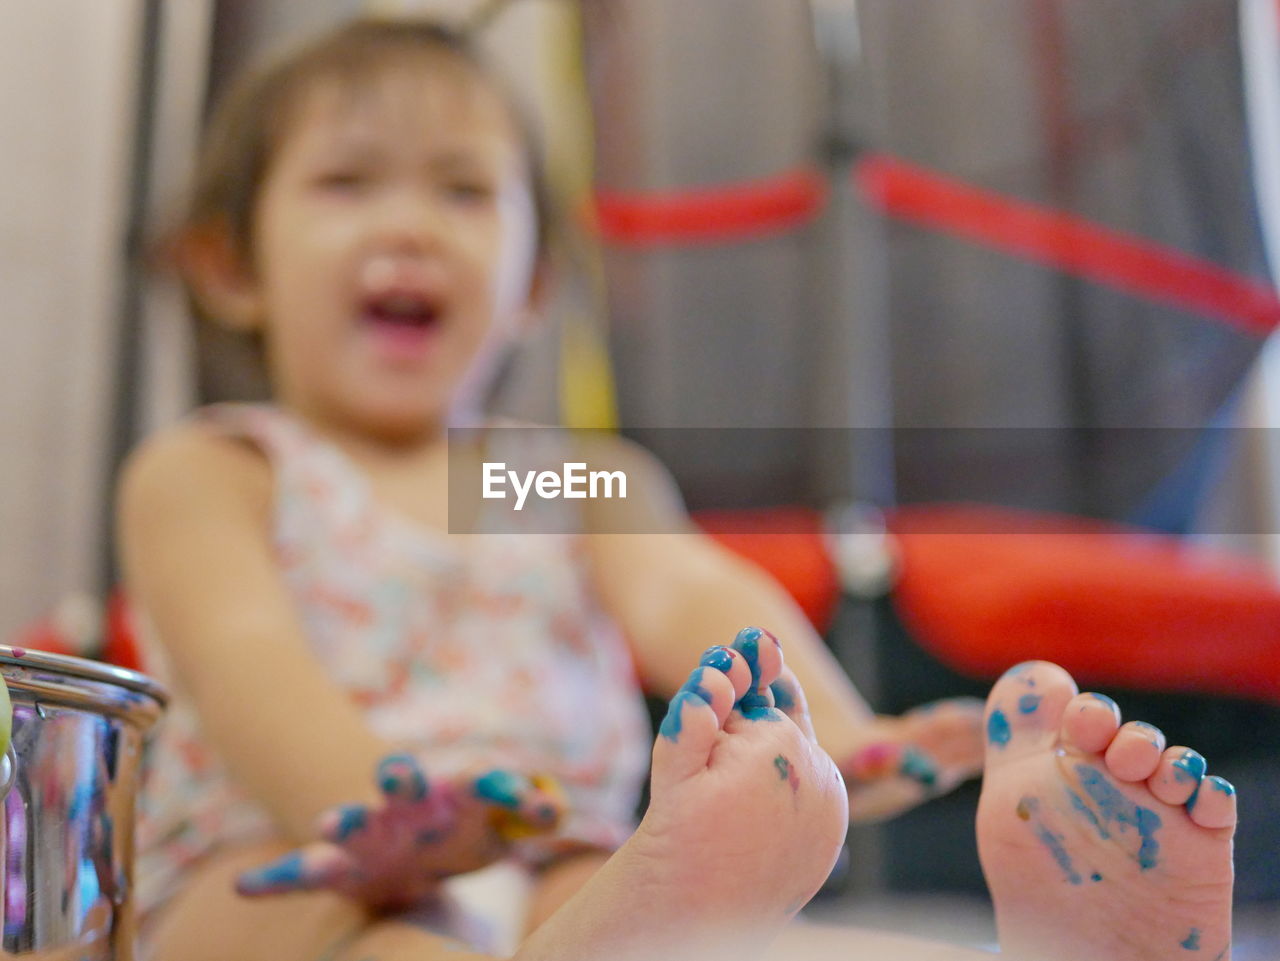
372, 187, 447, 252
359, 251, 440, 292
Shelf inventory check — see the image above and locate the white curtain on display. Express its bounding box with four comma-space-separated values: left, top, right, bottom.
0, 1, 141, 639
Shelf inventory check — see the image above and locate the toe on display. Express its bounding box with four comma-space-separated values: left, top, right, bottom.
1149, 747, 1207, 806
1103, 722, 1167, 782
699, 645, 753, 701
378, 753, 429, 803
1187, 775, 1237, 830
730, 626, 784, 693
984, 661, 1079, 762
679, 665, 738, 727
769, 667, 816, 741
652, 672, 733, 790
1060, 693, 1122, 754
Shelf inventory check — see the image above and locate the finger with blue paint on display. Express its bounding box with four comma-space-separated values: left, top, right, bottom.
377, 752, 430, 804
236, 847, 348, 897
472, 769, 566, 842
320, 802, 372, 845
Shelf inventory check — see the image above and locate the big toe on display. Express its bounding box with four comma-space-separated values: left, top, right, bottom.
984, 661, 1079, 764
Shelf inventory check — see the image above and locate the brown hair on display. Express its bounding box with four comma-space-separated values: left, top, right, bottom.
173, 16, 556, 395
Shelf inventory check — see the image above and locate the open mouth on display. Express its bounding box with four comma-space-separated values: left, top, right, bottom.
361, 292, 442, 332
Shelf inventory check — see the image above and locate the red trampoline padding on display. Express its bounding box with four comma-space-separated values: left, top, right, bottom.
887, 505, 1280, 703
694, 507, 841, 634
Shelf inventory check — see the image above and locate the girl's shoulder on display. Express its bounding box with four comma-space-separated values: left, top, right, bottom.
118, 410, 276, 532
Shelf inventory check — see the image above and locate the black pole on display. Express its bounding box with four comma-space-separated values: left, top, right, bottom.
100, 0, 166, 593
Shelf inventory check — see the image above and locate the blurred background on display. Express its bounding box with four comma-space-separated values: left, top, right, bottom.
3, 0, 1279, 953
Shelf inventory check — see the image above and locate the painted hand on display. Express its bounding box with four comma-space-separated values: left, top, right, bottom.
235, 754, 566, 910
828, 695, 986, 821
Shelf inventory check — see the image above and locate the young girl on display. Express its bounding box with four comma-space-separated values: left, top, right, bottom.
118, 17, 1238, 961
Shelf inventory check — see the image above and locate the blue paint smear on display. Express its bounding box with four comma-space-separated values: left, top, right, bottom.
1172, 751, 1206, 784
681, 667, 714, 704
660, 690, 701, 741
244, 852, 305, 890
1181, 928, 1201, 950
67, 785, 93, 823
1209, 777, 1235, 796
1187, 784, 1201, 813
1088, 692, 1118, 712
1091, 872, 1103, 882
699, 646, 733, 673
769, 679, 796, 711
734, 628, 763, 686
1075, 764, 1162, 870
379, 753, 428, 800
1033, 822, 1082, 885
1068, 789, 1110, 840
1018, 694, 1042, 714
333, 804, 368, 841
899, 748, 938, 788
474, 770, 524, 809
988, 709, 1012, 747
737, 692, 779, 721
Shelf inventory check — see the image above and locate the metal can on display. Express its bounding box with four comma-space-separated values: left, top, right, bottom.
0, 645, 167, 960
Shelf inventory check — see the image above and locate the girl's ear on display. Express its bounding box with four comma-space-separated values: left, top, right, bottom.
174, 221, 264, 331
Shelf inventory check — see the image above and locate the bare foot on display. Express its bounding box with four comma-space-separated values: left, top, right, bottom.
518, 628, 849, 961
978, 662, 1236, 961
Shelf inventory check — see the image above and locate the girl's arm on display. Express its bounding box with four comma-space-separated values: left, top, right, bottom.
121, 427, 561, 900
118, 427, 390, 843
581, 438, 874, 762
582, 438, 982, 818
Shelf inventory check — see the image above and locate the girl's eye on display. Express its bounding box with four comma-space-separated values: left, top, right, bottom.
314, 171, 369, 192
445, 181, 494, 203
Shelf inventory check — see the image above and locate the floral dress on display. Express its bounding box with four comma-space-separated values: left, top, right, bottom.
135, 404, 653, 947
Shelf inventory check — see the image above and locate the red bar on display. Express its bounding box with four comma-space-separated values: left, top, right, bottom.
592, 166, 829, 248
855, 153, 1280, 336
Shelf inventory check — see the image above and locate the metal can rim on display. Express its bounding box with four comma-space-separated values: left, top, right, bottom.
0, 644, 169, 708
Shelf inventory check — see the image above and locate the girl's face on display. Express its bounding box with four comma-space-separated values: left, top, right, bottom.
247, 56, 540, 443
